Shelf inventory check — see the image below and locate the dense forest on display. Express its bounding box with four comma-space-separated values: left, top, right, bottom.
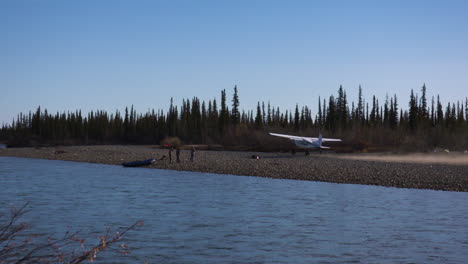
1, 84, 468, 152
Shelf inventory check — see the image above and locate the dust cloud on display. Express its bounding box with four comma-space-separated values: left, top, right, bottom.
335, 153, 468, 166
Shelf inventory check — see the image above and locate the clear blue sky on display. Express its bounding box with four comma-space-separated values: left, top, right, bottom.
1, 0, 468, 124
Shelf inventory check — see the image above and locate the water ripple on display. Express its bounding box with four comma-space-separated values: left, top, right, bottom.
1, 157, 468, 263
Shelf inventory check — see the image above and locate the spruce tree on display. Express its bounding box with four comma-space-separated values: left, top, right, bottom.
255, 102, 263, 129
436, 95, 443, 126
219, 89, 227, 132
294, 104, 300, 131
231, 85, 240, 125
267, 101, 272, 125
420, 83, 428, 118
357, 85, 364, 121
318, 96, 322, 127
431, 96, 435, 126
262, 102, 266, 125
409, 89, 418, 130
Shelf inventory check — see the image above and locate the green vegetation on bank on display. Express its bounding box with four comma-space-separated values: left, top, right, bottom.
1, 84, 467, 151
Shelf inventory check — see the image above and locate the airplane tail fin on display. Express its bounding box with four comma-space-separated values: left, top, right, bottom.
318, 133, 323, 147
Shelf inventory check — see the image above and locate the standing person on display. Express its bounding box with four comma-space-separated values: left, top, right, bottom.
169, 147, 173, 163
190, 146, 195, 162
176, 148, 180, 163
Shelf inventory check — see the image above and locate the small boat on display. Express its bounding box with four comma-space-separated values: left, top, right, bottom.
122, 159, 155, 167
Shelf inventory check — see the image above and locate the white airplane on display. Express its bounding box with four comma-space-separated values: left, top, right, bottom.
269, 132, 342, 153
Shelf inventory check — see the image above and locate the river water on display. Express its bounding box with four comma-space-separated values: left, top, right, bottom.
1, 157, 467, 263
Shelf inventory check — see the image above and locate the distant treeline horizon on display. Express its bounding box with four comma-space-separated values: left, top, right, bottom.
2, 85, 468, 151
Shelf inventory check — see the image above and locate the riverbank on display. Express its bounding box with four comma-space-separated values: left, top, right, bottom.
1, 145, 467, 192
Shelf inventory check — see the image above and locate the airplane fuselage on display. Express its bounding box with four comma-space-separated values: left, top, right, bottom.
293, 139, 321, 148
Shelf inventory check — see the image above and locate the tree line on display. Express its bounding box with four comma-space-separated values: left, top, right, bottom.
1, 84, 468, 151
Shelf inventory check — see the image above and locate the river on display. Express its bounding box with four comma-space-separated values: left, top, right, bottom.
1, 157, 467, 263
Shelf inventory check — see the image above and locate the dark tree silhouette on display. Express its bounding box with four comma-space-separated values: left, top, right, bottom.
1, 84, 467, 151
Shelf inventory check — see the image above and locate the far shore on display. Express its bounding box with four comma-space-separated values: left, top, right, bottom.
1, 145, 467, 192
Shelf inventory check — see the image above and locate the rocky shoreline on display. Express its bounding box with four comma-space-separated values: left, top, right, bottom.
1, 145, 467, 192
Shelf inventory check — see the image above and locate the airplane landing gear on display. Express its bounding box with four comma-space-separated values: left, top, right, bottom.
305, 150, 310, 155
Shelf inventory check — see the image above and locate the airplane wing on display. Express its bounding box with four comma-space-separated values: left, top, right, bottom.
321, 138, 342, 142
269, 132, 342, 142
269, 133, 305, 141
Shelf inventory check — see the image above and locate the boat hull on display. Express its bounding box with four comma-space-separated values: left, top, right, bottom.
122, 159, 155, 167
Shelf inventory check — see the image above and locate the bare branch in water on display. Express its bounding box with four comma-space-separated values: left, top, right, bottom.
0, 203, 144, 263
